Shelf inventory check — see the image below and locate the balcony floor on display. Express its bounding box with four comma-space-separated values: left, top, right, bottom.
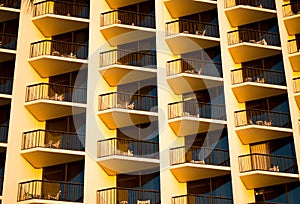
232, 83, 286, 102
97, 155, 160, 175
0, 49, 16, 62
21, 148, 85, 168
236, 125, 293, 144
284, 14, 300, 35
170, 163, 231, 182
0, 7, 19, 22
225, 6, 276, 27
99, 65, 157, 86
32, 14, 89, 37
100, 24, 156, 46
105, 0, 149, 9
240, 170, 299, 189
289, 52, 300, 71
166, 34, 220, 55
18, 199, 79, 204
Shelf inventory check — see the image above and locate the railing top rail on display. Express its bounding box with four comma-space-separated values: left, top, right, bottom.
234, 108, 290, 115
166, 58, 221, 65
0, 33, 17, 37
30, 39, 87, 46
294, 77, 300, 80
166, 19, 218, 27
97, 187, 160, 193
19, 179, 84, 186
172, 194, 233, 200
288, 38, 299, 42
100, 9, 155, 17
34, 0, 88, 7
239, 153, 296, 160
97, 137, 158, 145
26, 82, 87, 90
228, 28, 279, 35
168, 100, 225, 107
99, 49, 156, 56
23, 129, 85, 136
0, 76, 13, 80
231, 67, 285, 74
169, 146, 229, 152
283, 1, 300, 7
99, 92, 157, 98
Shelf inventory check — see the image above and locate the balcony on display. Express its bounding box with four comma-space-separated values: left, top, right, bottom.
32, 0, 89, 37
166, 20, 220, 55
170, 146, 230, 182
0, 76, 12, 96
166, 59, 223, 94
235, 109, 292, 144
168, 101, 226, 137
98, 92, 158, 129
293, 77, 300, 108
228, 29, 281, 63
0, 33, 17, 62
164, 0, 217, 18
105, 0, 148, 9
231, 67, 286, 102
18, 180, 83, 203
20, 129, 85, 168
172, 195, 233, 204
100, 10, 156, 46
225, 0, 276, 27
99, 49, 157, 86
288, 39, 300, 71
97, 138, 159, 175
97, 187, 160, 204
239, 153, 298, 189
283, 2, 300, 35
29, 40, 88, 77
25, 83, 87, 121
0, 0, 20, 23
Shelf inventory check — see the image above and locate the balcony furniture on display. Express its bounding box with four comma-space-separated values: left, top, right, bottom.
45, 139, 61, 149
47, 93, 64, 101
120, 201, 128, 204
137, 200, 150, 204
126, 102, 135, 110
191, 159, 205, 164
47, 190, 61, 200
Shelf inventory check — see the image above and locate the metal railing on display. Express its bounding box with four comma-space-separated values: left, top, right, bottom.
283, 1, 300, 17
97, 187, 160, 204
99, 49, 157, 69
25, 83, 87, 104
288, 39, 300, 54
100, 10, 155, 29
166, 58, 222, 78
30, 40, 88, 59
293, 77, 300, 93
0, 124, 8, 143
239, 153, 298, 174
170, 146, 230, 167
0, 33, 17, 50
166, 19, 219, 38
225, 0, 275, 9
235, 109, 291, 128
228, 29, 280, 47
0, 0, 20, 9
18, 180, 84, 202
33, 0, 89, 18
172, 195, 233, 204
168, 101, 226, 120
97, 138, 159, 159
0, 76, 13, 94
231, 67, 286, 86
98, 92, 157, 112
22, 129, 85, 151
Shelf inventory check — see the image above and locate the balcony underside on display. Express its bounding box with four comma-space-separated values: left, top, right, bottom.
289, 52, 300, 71
166, 34, 220, 55
105, 0, 148, 9
232, 83, 286, 102
100, 25, 156, 46
169, 117, 226, 137
29, 56, 88, 78
228, 43, 281, 63
0, 49, 16, 62
97, 155, 160, 175
284, 15, 300, 35
0, 7, 19, 23
240, 171, 299, 189
99, 65, 157, 86
236, 125, 293, 145
167, 74, 223, 94
170, 163, 230, 182
225, 6, 276, 27
164, 0, 217, 18
21, 148, 85, 168
18, 199, 78, 204
98, 109, 158, 129
25, 100, 86, 121
32, 14, 89, 37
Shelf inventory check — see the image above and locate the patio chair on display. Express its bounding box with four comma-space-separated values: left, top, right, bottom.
126, 102, 135, 110
137, 200, 150, 204
48, 190, 61, 200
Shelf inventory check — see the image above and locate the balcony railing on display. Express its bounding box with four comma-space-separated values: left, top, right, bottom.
239, 153, 298, 174
228, 29, 280, 47
33, 0, 89, 19
168, 101, 226, 120
225, 0, 275, 9
97, 138, 159, 159
170, 146, 230, 167
166, 19, 219, 38
0, 0, 20, 9
30, 40, 88, 59
231, 67, 286, 86
0, 124, 8, 143
288, 39, 300, 54
18, 180, 84, 202
283, 1, 300, 17
166, 58, 222, 78
100, 10, 155, 29
0, 33, 17, 50
235, 109, 291, 128
22, 129, 85, 151
97, 187, 160, 204
172, 195, 233, 204
0, 76, 13, 94
293, 77, 300, 93
98, 92, 157, 112
249, 202, 286, 204
99, 49, 157, 69
25, 83, 87, 104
